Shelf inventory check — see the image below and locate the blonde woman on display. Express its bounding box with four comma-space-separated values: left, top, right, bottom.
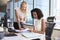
14, 1, 27, 30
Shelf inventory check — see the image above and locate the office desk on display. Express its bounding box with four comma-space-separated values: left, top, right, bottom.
54, 26, 60, 30
54, 21, 60, 30
2, 33, 31, 40
2, 32, 45, 40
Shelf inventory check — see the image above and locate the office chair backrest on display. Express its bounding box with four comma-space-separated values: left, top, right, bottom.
45, 23, 56, 40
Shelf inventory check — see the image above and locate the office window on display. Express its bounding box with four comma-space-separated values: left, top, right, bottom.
25, 0, 33, 25
36, 0, 49, 20
0, 12, 5, 17
56, 0, 60, 21
56, 0, 60, 23
50, 0, 57, 16
10, 1, 13, 19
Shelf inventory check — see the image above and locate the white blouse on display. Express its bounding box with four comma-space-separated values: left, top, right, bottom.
14, 7, 26, 24
34, 18, 45, 40
34, 18, 43, 31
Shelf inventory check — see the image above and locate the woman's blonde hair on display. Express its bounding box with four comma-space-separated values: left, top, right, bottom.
20, 1, 27, 15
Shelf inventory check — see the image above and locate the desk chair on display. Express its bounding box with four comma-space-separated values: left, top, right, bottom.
45, 22, 56, 40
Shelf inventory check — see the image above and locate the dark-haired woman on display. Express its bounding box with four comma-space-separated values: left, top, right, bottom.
29, 8, 45, 40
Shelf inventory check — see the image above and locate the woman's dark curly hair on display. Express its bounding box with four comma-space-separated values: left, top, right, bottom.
31, 8, 43, 19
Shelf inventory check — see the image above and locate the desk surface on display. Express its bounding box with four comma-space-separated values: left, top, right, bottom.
54, 21, 60, 30
2, 33, 31, 40
54, 26, 60, 30
2, 32, 45, 40
54, 24, 60, 30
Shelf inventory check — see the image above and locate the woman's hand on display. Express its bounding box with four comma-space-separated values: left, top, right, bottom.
27, 30, 34, 32
19, 28, 24, 30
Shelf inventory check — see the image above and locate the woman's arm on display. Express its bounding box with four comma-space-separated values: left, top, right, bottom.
15, 10, 21, 30
40, 19, 45, 34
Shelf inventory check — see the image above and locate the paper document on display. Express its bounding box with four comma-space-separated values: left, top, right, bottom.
22, 32, 43, 38
15, 28, 30, 33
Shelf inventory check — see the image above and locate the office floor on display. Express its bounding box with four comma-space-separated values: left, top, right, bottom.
26, 25, 60, 40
